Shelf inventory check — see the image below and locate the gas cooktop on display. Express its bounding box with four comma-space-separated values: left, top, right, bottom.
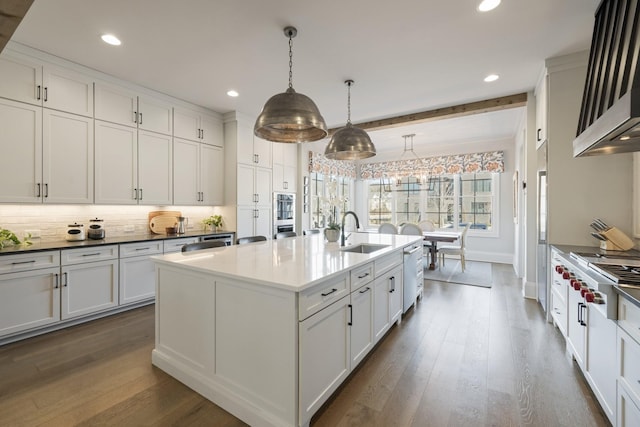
571, 251, 640, 288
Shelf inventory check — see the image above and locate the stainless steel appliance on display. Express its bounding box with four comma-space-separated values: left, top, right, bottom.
573, 0, 640, 157
403, 244, 423, 313
200, 233, 234, 246
273, 192, 295, 236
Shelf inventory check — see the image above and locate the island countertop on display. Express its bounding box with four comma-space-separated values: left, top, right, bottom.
152, 232, 422, 292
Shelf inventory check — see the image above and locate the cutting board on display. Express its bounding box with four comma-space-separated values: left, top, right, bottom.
148, 210, 181, 223
150, 214, 180, 234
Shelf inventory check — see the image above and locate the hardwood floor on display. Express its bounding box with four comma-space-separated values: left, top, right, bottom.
0, 264, 609, 426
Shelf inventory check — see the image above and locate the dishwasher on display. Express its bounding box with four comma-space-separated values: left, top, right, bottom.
403, 244, 424, 313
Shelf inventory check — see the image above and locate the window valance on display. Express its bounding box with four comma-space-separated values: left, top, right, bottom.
359, 150, 504, 179
308, 151, 357, 179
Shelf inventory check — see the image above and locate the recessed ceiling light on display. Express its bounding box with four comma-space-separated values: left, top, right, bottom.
101, 34, 121, 46
478, 0, 501, 12
484, 74, 499, 82
227, 90, 239, 97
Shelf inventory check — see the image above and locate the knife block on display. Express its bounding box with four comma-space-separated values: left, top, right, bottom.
600, 226, 635, 251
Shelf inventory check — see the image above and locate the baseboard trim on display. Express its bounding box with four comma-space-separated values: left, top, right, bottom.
522, 278, 537, 299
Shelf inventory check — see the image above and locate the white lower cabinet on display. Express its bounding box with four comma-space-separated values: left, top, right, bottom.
373, 264, 403, 343
60, 246, 119, 320
585, 305, 616, 424
299, 295, 351, 424
350, 283, 374, 367
618, 300, 640, 427
119, 241, 163, 305
0, 266, 60, 337
619, 382, 640, 427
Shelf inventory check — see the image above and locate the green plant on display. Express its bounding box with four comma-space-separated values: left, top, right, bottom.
202, 215, 223, 228
0, 228, 31, 249
326, 221, 340, 231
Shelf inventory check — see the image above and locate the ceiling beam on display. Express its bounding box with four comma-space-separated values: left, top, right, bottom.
0, 0, 34, 53
328, 92, 528, 136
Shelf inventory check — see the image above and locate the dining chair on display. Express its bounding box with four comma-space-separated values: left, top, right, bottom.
236, 235, 267, 245
275, 231, 297, 239
418, 220, 435, 232
378, 223, 398, 234
439, 223, 471, 271
303, 229, 321, 235
399, 223, 422, 236
418, 220, 436, 259
181, 240, 226, 252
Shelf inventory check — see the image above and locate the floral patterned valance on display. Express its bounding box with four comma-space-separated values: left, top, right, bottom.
308, 151, 357, 179
359, 151, 504, 179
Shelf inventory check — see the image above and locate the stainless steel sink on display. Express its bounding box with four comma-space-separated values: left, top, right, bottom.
341, 243, 389, 254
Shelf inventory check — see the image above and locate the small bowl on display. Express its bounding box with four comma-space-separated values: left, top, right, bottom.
166, 227, 177, 235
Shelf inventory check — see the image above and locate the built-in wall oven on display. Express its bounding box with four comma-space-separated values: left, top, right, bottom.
273, 192, 295, 237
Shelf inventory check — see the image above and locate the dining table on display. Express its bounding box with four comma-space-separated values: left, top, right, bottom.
422, 231, 461, 270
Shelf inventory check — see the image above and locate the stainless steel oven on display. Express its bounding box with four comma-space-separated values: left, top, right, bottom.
273, 192, 295, 237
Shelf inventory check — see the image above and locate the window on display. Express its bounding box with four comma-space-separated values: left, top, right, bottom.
310, 173, 353, 228
365, 172, 499, 233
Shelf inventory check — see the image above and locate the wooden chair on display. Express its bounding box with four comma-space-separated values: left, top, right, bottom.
439, 223, 471, 271
181, 240, 226, 252
275, 231, 297, 239
378, 223, 398, 234
303, 229, 321, 235
236, 235, 267, 245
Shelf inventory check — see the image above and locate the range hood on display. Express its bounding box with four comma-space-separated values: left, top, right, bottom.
573, 0, 640, 157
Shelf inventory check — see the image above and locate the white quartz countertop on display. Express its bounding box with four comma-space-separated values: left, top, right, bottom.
152, 232, 423, 292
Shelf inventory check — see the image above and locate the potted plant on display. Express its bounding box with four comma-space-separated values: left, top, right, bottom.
324, 221, 340, 243
0, 228, 32, 249
202, 215, 223, 231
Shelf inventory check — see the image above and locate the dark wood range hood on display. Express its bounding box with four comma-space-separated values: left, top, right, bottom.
573, 0, 640, 157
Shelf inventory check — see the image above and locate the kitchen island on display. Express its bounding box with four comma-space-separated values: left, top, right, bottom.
151, 232, 423, 427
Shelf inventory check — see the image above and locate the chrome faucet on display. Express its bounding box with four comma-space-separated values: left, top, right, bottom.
341, 211, 360, 246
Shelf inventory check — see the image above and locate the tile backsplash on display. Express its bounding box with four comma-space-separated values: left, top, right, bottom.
0, 205, 226, 242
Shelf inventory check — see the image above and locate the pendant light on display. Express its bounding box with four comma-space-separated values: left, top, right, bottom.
254, 26, 328, 143
324, 80, 376, 160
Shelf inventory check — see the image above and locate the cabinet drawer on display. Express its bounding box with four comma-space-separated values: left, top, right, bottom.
350, 262, 374, 291
61, 245, 118, 265
163, 237, 199, 253
619, 326, 640, 403
299, 274, 349, 321
119, 241, 163, 258
619, 297, 640, 344
550, 287, 567, 337
0, 250, 60, 274
374, 251, 402, 277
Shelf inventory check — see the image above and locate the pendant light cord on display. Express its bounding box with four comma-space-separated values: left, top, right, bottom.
288, 31, 293, 89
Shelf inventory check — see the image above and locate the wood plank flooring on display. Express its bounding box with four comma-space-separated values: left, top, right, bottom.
0, 263, 609, 426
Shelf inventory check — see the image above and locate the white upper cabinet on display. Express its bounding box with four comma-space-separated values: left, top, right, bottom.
95, 81, 173, 135
174, 106, 223, 147
237, 123, 272, 168
173, 138, 223, 205
273, 143, 297, 192
535, 72, 548, 148
0, 51, 93, 117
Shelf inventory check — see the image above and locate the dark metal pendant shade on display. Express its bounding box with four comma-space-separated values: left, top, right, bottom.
324, 123, 376, 160
254, 87, 328, 143
324, 79, 376, 160
254, 26, 327, 143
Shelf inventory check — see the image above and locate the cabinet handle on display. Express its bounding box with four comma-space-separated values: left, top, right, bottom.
37, 183, 41, 198
537, 128, 541, 142
139, 188, 143, 200
389, 276, 396, 293
284, 181, 288, 189
43, 87, 48, 102
348, 304, 353, 326
54, 273, 59, 289
135, 247, 150, 251
44, 183, 48, 198
255, 209, 259, 218
359, 286, 371, 294
321, 288, 338, 297
133, 188, 138, 200
139, 112, 143, 125
11, 260, 36, 265
36, 85, 41, 100
81, 253, 101, 257
200, 129, 204, 139
63, 272, 68, 287
357, 272, 370, 279
256, 194, 259, 203
254, 154, 259, 164
133, 111, 138, 124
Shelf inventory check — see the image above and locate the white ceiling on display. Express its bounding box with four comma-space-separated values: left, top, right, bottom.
10, 0, 599, 152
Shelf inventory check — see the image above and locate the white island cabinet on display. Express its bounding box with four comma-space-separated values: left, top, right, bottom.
152, 232, 422, 427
